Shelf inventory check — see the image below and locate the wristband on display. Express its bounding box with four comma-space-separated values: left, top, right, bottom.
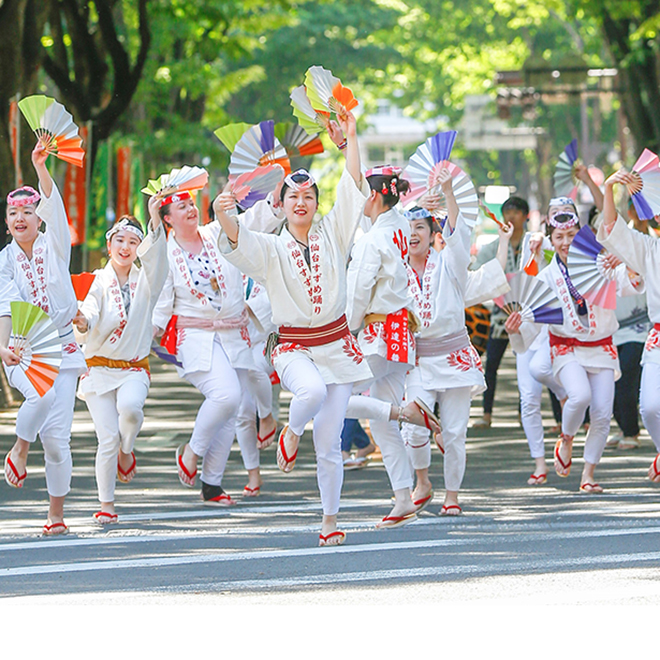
337, 140, 348, 151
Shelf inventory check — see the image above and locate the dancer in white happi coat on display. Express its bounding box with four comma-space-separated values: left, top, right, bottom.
508, 231, 568, 485
506, 198, 642, 492
215, 112, 371, 546
401, 198, 511, 515
73, 201, 168, 524
0, 142, 86, 535
597, 170, 660, 482
344, 165, 441, 530
153, 189, 276, 505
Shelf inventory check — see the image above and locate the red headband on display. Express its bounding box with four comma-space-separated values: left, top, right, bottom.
160, 190, 192, 208
365, 166, 403, 196
364, 165, 402, 179
7, 186, 40, 207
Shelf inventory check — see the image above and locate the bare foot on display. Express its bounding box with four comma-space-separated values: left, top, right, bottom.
434, 431, 444, 455
277, 425, 300, 473
527, 457, 548, 485
399, 400, 441, 433
554, 435, 573, 477
244, 469, 263, 496
117, 450, 136, 483
412, 482, 434, 512
257, 414, 277, 450
648, 454, 660, 483
319, 514, 346, 546
93, 503, 118, 524
43, 518, 68, 535
176, 443, 198, 487
356, 442, 376, 459
440, 491, 461, 516
579, 482, 604, 493
4, 440, 29, 488
376, 490, 417, 529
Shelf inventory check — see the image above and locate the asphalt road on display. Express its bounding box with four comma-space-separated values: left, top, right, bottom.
1, 355, 660, 605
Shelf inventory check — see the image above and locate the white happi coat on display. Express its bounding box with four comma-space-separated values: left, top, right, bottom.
153, 221, 254, 377
510, 254, 639, 379
406, 215, 509, 393
0, 183, 85, 372
77, 225, 168, 397
598, 215, 660, 367
218, 169, 372, 385
346, 207, 415, 366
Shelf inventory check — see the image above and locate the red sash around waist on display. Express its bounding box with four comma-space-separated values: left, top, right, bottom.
278, 315, 349, 347
549, 333, 613, 349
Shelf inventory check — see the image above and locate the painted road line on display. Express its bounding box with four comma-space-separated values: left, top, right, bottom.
169, 552, 660, 592
3, 527, 660, 577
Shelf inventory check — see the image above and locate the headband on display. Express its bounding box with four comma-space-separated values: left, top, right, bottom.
364, 165, 402, 178
105, 218, 145, 242
160, 190, 192, 208
547, 211, 579, 229
7, 186, 40, 207
365, 165, 404, 196
283, 169, 316, 192
548, 196, 577, 210
403, 208, 433, 221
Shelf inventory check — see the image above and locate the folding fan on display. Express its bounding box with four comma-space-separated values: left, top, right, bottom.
304, 66, 358, 119
214, 122, 252, 152
402, 131, 479, 226
71, 272, 96, 302
150, 341, 183, 369
626, 148, 660, 220
9, 301, 62, 397
229, 120, 291, 177
493, 272, 563, 325
290, 85, 331, 135
478, 200, 506, 229
567, 225, 617, 309
274, 122, 324, 158
553, 139, 580, 197
229, 164, 285, 210
141, 166, 208, 197
18, 95, 85, 168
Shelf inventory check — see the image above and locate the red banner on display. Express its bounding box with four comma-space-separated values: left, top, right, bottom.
64, 127, 88, 246
116, 145, 131, 218
9, 100, 23, 187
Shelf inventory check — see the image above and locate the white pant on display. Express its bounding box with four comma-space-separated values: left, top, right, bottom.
279, 355, 352, 516
528, 341, 567, 400
234, 348, 274, 472
558, 362, 614, 465
186, 339, 243, 486
640, 362, 660, 451
401, 380, 472, 492
84, 377, 149, 503
348, 356, 412, 492
6, 366, 78, 497
516, 344, 566, 459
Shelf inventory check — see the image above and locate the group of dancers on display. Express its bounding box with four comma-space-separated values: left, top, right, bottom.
2, 111, 659, 546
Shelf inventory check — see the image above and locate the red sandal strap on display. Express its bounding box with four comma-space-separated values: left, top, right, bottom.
278, 434, 298, 463
5, 454, 26, 482
178, 452, 197, 479
117, 452, 136, 477
258, 427, 276, 443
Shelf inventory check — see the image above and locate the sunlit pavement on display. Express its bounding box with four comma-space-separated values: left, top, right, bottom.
1, 356, 659, 604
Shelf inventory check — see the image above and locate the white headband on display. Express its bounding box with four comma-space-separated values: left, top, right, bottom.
105, 218, 144, 242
